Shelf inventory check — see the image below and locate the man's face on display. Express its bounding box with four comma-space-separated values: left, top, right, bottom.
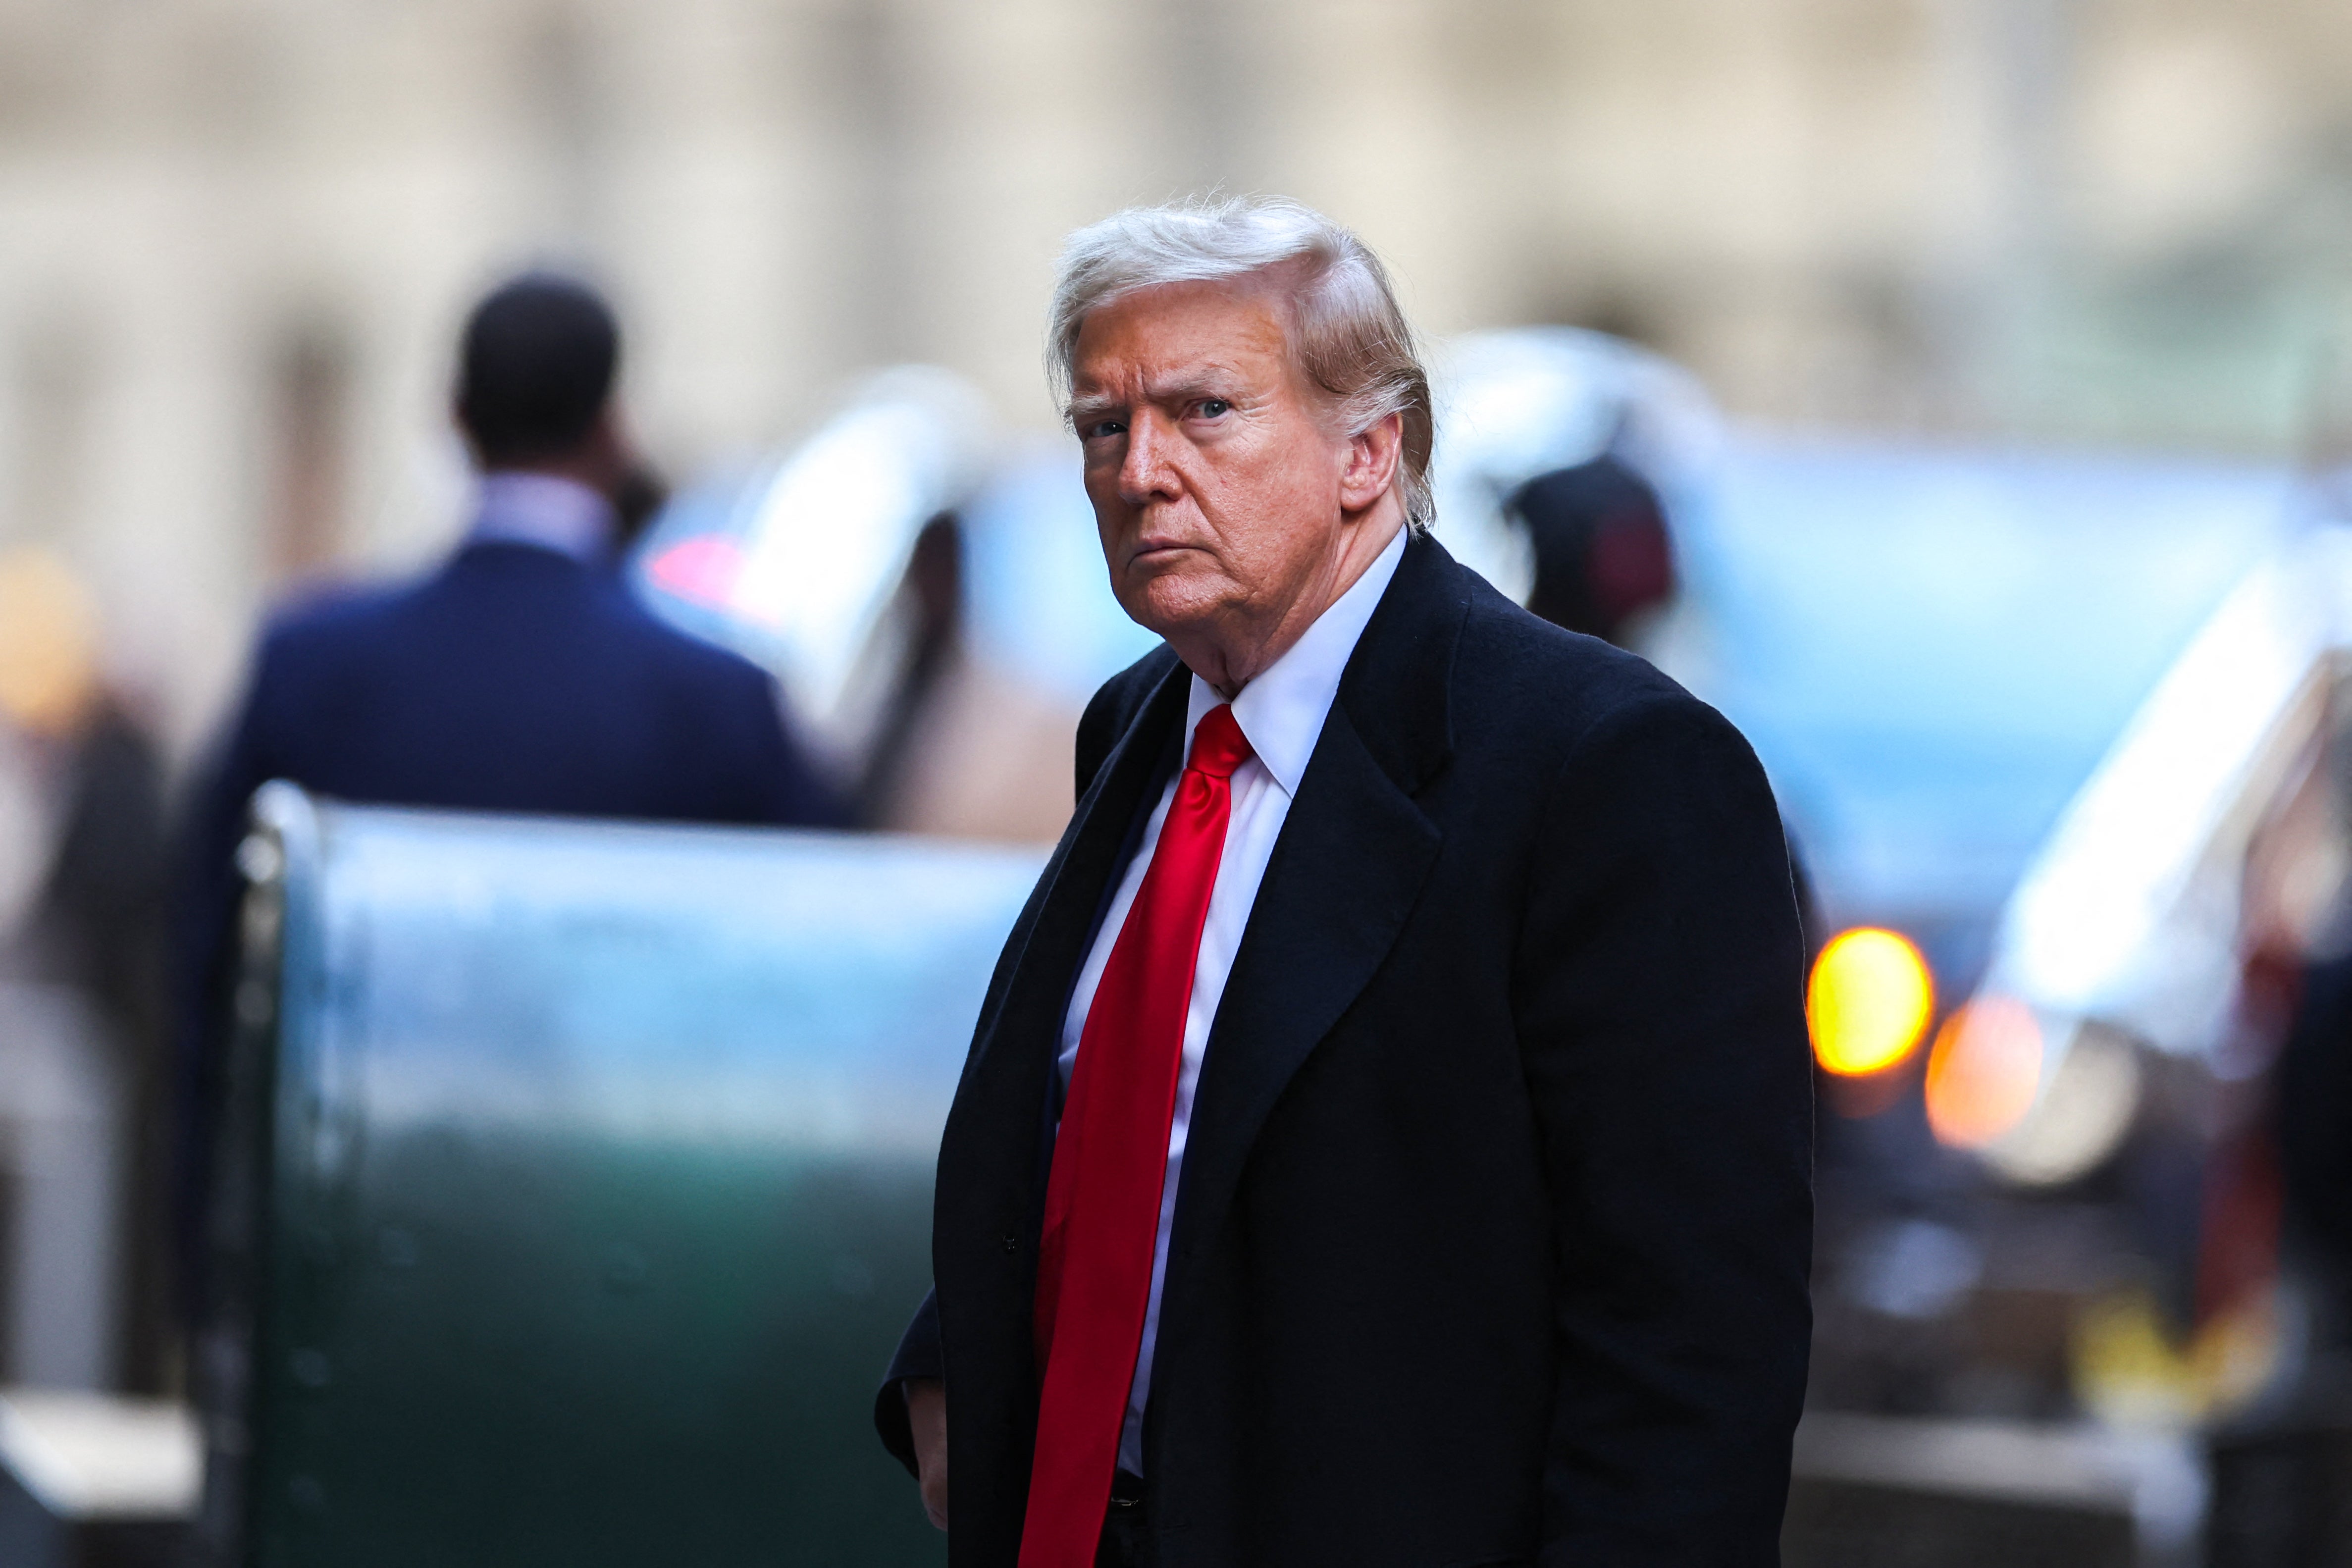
1068, 281, 1354, 668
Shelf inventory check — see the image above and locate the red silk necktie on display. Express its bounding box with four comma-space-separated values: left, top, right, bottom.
1019, 703, 1254, 1566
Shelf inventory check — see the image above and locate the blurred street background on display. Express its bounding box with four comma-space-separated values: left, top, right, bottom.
6, 0, 2352, 1564
1, 0, 2347, 741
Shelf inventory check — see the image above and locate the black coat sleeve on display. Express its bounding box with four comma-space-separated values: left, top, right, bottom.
1514, 692, 1814, 1564
872, 1288, 943, 1475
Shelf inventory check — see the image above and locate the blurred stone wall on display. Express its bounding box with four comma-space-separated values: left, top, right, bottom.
0, 0, 2346, 752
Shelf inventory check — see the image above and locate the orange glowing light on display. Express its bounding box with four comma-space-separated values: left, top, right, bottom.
1925, 996, 2043, 1148
1807, 928, 1934, 1077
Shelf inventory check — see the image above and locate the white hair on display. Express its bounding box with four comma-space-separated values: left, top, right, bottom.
1047, 195, 1436, 530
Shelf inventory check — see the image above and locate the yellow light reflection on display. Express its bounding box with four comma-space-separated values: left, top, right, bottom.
1925, 996, 2043, 1148
1807, 927, 1934, 1077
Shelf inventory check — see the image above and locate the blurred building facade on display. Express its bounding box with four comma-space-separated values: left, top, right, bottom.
0, 0, 2349, 750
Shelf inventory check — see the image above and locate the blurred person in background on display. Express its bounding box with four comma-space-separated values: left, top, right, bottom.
848, 510, 1081, 842
173, 272, 841, 1310
1504, 447, 1677, 649
875, 198, 1812, 1568
0, 547, 173, 1392
854, 510, 968, 826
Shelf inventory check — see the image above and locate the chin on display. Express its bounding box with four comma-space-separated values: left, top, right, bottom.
1121, 561, 1232, 642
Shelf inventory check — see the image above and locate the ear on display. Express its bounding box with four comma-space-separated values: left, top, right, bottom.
1339, 411, 1404, 515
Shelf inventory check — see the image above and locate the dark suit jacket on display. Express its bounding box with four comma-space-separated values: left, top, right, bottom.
174, 541, 840, 1284
880, 532, 1813, 1567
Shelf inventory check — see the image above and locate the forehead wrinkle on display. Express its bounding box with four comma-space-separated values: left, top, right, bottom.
1143, 362, 1249, 400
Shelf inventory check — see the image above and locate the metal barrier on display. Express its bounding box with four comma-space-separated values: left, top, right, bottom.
197, 784, 1041, 1568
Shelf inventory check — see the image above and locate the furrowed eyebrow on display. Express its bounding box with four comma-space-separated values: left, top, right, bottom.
1067, 369, 1244, 426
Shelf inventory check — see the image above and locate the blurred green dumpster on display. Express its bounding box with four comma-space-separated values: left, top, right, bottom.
196, 784, 1042, 1568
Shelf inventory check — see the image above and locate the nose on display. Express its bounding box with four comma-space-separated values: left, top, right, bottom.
1116, 408, 1182, 510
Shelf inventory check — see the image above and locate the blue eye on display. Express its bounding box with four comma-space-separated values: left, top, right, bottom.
1198, 399, 1232, 418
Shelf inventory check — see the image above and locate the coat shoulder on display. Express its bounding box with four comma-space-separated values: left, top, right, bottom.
1448, 564, 1749, 766
251, 577, 421, 683
620, 597, 783, 709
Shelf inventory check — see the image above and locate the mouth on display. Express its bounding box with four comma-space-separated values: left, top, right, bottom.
1126, 540, 1198, 568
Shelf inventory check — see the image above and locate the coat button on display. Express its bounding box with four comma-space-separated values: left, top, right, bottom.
1001, 1232, 1019, 1253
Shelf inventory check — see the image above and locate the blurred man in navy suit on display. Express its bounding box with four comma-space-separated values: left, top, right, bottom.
173, 273, 840, 1297
189, 273, 837, 830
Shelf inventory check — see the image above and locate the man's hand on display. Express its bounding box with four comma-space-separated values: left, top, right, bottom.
905, 1377, 948, 1531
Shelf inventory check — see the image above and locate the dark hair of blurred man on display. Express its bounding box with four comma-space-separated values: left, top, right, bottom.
457, 275, 620, 466
172, 271, 842, 1318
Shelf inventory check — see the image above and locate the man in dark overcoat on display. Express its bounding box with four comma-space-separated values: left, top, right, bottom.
879, 197, 1813, 1568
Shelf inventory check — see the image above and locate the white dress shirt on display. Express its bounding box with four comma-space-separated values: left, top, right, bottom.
469, 472, 617, 564
1056, 524, 1408, 1475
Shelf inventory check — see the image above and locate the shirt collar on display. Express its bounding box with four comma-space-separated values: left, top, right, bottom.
1184, 524, 1409, 797
468, 472, 617, 565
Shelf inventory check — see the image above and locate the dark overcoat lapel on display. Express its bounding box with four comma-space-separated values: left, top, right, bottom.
954, 655, 1186, 1121
936, 534, 1471, 1555
933, 643, 1187, 1557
